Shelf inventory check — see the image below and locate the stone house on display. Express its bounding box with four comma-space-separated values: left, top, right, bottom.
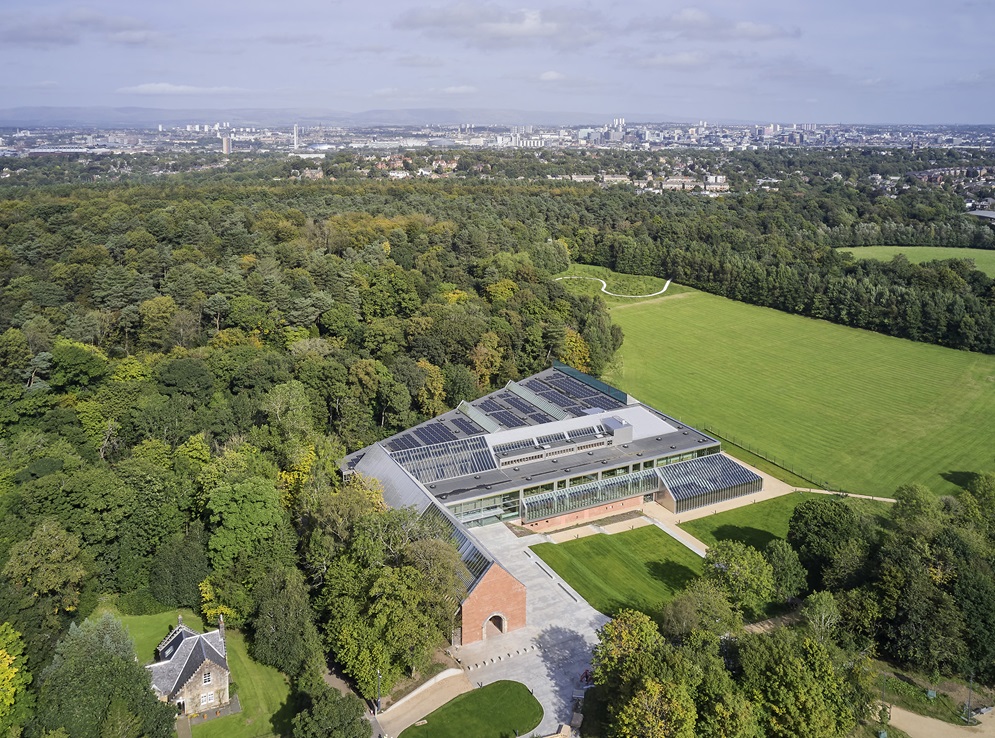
147, 615, 230, 715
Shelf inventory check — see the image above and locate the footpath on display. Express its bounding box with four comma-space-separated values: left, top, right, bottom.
888, 705, 995, 738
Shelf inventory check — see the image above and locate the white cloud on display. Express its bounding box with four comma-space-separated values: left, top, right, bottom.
442, 85, 476, 94
635, 9, 798, 42
539, 70, 565, 82
395, 3, 607, 49
116, 82, 247, 95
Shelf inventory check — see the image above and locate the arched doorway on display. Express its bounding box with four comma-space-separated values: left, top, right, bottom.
484, 613, 506, 639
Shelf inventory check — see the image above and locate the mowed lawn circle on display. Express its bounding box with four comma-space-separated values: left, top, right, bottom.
605, 289, 995, 497
399, 680, 542, 738
840, 246, 995, 278
530, 526, 704, 617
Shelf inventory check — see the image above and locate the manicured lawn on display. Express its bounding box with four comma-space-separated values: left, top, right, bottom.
554, 263, 690, 306
101, 605, 206, 664
840, 245, 995, 277
190, 629, 292, 738
531, 526, 704, 617
102, 606, 292, 738
399, 680, 542, 738
678, 492, 892, 551
680, 493, 824, 550
605, 288, 995, 496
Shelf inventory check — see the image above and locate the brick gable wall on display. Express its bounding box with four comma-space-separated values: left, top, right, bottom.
460, 563, 527, 645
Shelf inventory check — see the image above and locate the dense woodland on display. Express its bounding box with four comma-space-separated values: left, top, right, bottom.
0, 150, 993, 737
592, 479, 995, 737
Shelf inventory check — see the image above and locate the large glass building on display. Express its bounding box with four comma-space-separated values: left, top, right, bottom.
343, 363, 762, 529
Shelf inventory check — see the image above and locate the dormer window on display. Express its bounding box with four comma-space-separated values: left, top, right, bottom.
203, 672, 212, 685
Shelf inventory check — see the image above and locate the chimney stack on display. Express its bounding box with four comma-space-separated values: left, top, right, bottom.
218, 614, 226, 656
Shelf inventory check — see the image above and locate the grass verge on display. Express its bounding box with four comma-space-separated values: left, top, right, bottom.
399, 680, 543, 738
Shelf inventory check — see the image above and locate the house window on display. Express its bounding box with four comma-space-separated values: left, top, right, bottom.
200, 693, 215, 706
203, 672, 212, 685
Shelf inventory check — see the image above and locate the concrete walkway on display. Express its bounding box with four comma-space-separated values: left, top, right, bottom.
376, 670, 473, 738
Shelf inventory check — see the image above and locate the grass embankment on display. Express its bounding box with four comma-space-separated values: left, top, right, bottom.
605, 287, 995, 497
531, 526, 704, 617
102, 606, 292, 738
399, 680, 543, 738
680, 492, 892, 551
840, 245, 995, 277
554, 264, 690, 305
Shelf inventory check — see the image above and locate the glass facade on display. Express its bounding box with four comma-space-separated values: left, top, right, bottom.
448, 490, 521, 527
656, 454, 763, 514
521, 469, 661, 523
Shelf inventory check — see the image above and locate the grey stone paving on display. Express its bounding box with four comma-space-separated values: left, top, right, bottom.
453, 524, 608, 736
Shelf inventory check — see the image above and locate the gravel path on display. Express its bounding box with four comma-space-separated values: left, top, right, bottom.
554, 275, 671, 298
888, 705, 995, 737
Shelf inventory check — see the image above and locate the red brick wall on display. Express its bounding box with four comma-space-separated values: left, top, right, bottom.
460, 564, 527, 645
521, 495, 644, 533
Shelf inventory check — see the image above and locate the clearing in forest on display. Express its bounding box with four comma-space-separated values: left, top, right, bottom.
840, 245, 995, 277
605, 288, 995, 497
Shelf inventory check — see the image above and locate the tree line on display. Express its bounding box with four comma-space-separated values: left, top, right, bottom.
591, 476, 995, 737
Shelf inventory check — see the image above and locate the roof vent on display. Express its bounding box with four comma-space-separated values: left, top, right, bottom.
430, 484, 436, 488
474, 475, 480, 479
682, 431, 689, 435
514, 467, 520, 471
588, 451, 594, 455
656, 437, 662, 441
670, 445, 676, 449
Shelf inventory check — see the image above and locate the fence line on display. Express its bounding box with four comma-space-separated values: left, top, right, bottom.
666, 414, 838, 492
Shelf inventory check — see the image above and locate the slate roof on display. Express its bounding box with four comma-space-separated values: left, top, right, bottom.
147, 621, 227, 700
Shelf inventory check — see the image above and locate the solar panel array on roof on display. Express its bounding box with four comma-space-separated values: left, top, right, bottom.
491, 410, 526, 428
390, 436, 496, 484
387, 434, 420, 452
451, 417, 485, 436
536, 432, 567, 446
413, 423, 457, 446
548, 375, 600, 398
478, 399, 502, 413
493, 438, 537, 456
529, 413, 552, 424
567, 425, 604, 441
504, 395, 539, 415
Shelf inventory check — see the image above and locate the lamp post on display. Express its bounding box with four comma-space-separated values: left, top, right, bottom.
376, 668, 382, 715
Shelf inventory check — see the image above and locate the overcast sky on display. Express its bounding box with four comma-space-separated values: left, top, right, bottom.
0, 0, 990, 124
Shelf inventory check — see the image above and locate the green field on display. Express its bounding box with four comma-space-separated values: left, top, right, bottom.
554, 264, 690, 306
679, 492, 893, 550
101, 606, 292, 738
605, 288, 995, 496
399, 680, 543, 738
840, 246, 995, 277
531, 526, 704, 616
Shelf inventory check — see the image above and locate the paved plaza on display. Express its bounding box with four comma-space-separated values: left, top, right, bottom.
452, 523, 608, 736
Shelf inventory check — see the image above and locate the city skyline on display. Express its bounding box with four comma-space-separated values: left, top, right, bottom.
0, 0, 991, 124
